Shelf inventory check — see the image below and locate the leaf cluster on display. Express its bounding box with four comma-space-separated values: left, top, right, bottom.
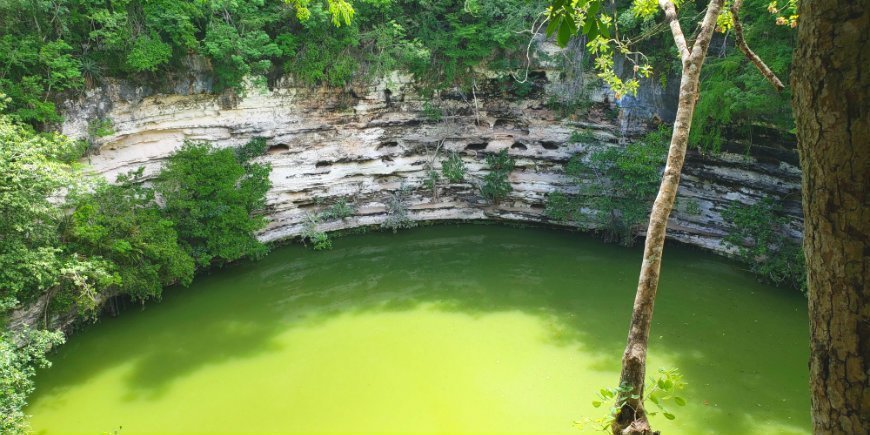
156, 141, 271, 267
722, 198, 806, 291
547, 127, 667, 245
441, 152, 467, 183
1, 112, 271, 314
64, 169, 195, 303
0, 329, 65, 434
579, 368, 687, 432
480, 149, 516, 203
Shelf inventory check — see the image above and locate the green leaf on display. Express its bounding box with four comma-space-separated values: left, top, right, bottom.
663, 412, 676, 420
592, 400, 602, 408
583, 18, 598, 40
545, 16, 561, 38
674, 396, 687, 406
557, 17, 576, 47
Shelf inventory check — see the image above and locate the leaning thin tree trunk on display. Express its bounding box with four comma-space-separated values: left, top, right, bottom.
791, 0, 869, 432
612, 1, 724, 434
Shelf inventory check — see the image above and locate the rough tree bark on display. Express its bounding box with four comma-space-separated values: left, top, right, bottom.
791, 0, 869, 432
612, 1, 724, 434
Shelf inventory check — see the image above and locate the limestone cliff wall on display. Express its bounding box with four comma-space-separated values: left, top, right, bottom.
60, 68, 803, 256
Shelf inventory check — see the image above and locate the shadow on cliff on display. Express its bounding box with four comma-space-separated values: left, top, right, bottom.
30, 224, 809, 434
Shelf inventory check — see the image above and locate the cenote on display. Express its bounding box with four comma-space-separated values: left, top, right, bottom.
27, 225, 809, 434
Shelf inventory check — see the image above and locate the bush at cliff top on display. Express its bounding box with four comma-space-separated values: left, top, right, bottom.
0, 0, 543, 125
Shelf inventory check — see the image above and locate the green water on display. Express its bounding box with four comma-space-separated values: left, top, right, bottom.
28, 225, 810, 434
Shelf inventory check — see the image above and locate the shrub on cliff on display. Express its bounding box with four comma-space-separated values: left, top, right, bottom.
64, 169, 195, 303
156, 141, 272, 267
0, 95, 110, 313
546, 127, 667, 246
480, 149, 516, 204
722, 199, 806, 292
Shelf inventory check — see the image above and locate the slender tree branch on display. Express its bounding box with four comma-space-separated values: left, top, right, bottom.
730, 0, 786, 91
658, 0, 690, 63
690, 0, 726, 61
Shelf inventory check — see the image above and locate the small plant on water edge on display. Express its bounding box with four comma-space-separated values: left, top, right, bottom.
301, 212, 332, 251
381, 185, 416, 233
480, 149, 515, 204
722, 198, 806, 292
441, 152, 466, 183
300, 199, 357, 250
545, 127, 668, 246
575, 368, 687, 432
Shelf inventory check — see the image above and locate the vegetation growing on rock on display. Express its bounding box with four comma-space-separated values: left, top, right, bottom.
480, 150, 516, 204
722, 198, 806, 291
0, 95, 271, 433
547, 128, 668, 246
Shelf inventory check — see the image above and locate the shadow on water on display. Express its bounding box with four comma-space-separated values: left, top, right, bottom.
30, 224, 809, 434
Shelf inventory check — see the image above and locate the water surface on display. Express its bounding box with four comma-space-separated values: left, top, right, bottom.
29, 225, 810, 434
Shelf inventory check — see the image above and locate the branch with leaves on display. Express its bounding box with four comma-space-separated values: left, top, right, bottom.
285, 0, 355, 26
731, 0, 785, 91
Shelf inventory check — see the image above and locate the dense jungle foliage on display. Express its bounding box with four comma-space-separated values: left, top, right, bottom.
0, 0, 794, 152
0, 123, 270, 317
0, 0, 544, 126
0, 94, 270, 432
615, 0, 795, 151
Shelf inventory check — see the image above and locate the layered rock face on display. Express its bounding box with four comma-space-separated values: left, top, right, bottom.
61, 67, 802, 255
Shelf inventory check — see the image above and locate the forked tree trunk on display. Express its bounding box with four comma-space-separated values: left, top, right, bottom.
791, 0, 869, 432
612, 1, 724, 433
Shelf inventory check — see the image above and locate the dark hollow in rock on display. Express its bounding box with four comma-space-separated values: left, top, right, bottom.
465, 142, 488, 151
315, 161, 332, 168
267, 144, 290, 154
540, 141, 559, 150
377, 141, 399, 150
511, 142, 528, 150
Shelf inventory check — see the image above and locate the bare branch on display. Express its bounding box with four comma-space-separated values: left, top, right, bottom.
658, 0, 690, 63
512, 14, 548, 84
731, 0, 786, 91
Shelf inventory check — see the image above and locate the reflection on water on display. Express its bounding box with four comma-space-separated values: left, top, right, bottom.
28, 225, 810, 434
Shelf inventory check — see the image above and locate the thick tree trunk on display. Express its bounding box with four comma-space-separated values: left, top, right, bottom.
791, 0, 869, 433
612, 1, 724, 434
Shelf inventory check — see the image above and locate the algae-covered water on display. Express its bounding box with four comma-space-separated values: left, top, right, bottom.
28, 225, 810, 434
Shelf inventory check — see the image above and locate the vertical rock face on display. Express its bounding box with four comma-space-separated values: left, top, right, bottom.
61, 68, 802, 255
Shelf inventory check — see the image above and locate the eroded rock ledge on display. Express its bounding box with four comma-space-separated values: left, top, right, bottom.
61, 71, 803, 256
